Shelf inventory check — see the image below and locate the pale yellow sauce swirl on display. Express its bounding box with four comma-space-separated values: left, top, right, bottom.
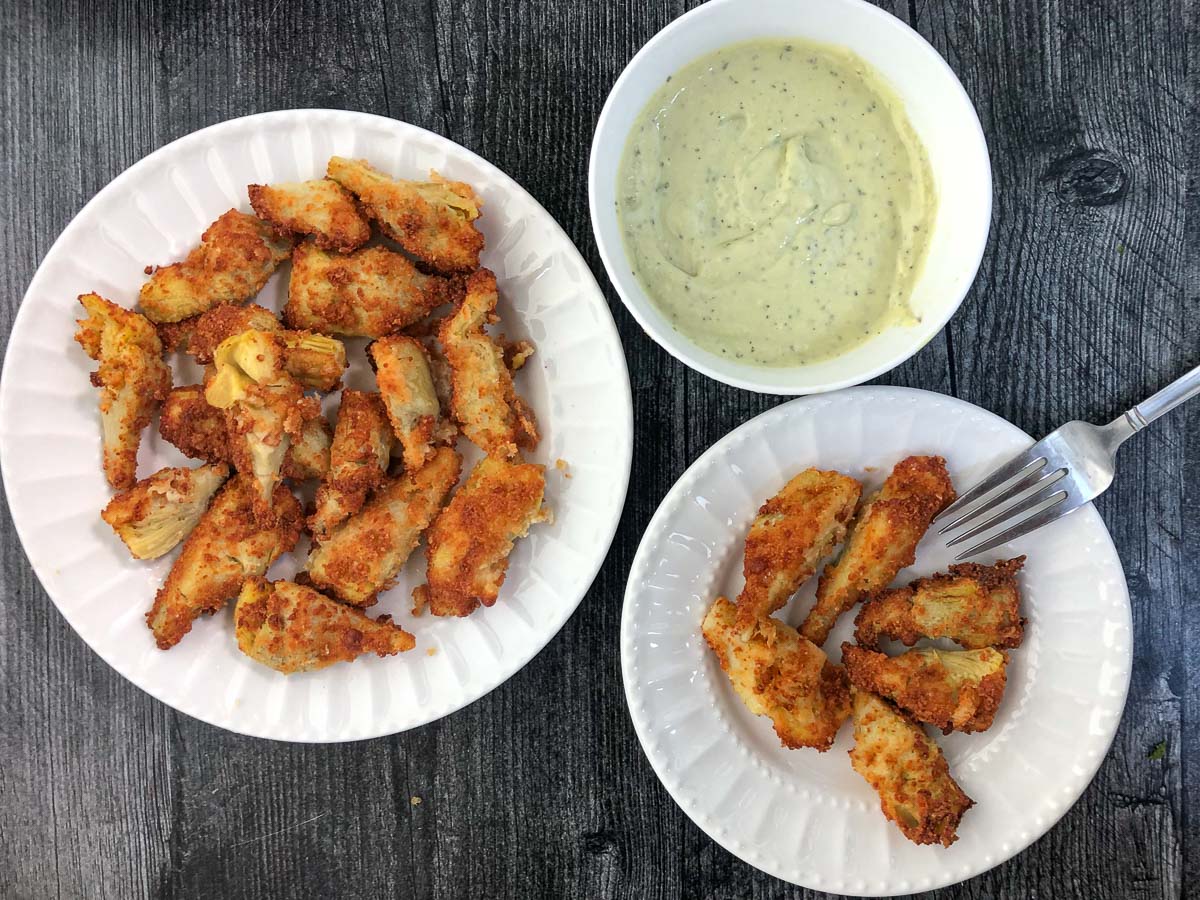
616, 39, 936, 367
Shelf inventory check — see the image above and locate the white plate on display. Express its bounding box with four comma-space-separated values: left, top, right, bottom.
621, 387, 1130, 896
0, 109, 633, 742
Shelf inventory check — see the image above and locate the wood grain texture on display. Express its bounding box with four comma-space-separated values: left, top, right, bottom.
0, 0, 1193, 898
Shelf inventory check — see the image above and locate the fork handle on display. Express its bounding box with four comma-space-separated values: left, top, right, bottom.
1127, 361, 1200, 430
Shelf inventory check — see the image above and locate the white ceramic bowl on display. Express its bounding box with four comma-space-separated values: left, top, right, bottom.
589, 0, 992, 395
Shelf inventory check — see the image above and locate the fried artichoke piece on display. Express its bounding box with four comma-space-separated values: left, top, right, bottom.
849, 688, 973, 847
158, 384, 329, 480
842, 644, 1008, 734
235, 578, 414, 674
248, 179, 370, 253
74, 293, 172, 489
167, 304, 346, 391
306, 446, 461, 606
205, 330, 315, 519
734, 468, 861, 628
855, 557, 1026, 650
308, 389, 393, 542
285, 242, 461, 337
101, 462, 230, 559
283, 413, 332, 481
177, 303, 281, 363
327, 156, 483, 274
800, 456, 956, 646
277, 330, 347, 392
370, 335, 456, 471
702, 596, 850, 750
440, 268, 538, 458
145, 474, 302, 649
419, 455, 550, 618
138, 209, 292, 323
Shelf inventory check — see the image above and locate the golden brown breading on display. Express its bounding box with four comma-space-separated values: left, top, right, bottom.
308, 390, 393, 542
306, 446, 461, 606
370, 335, 456, 470
181, 303, 280, 363
440, 269, 538, 458
849, 688, 973, 847
138, 209, 292, 323
158, 384, 328, 480
276, 330, 347, 392
74, 293, 172, 489
702, 596, 850, 750
248, 179, 370, 253
101, 462, 230, 559
285, 242, 460, 337
159, 385, 231, 462
169, 304, 346, 391
282, 413, 332, 481
205, 330, 316, 520
327, 157, 484, 275
235, 578, 414, 674
420, 455, 550, 617
156, 318, 196, 354
800, 456, 956, 646
145, 474, 302, 649
842, 643, 1008, 734
734, 468, 861, 628
855, 557, 1026, 650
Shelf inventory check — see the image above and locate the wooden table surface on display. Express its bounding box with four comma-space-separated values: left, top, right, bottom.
1, 1, 1194, 898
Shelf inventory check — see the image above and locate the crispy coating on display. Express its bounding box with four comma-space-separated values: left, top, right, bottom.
800, 456, 956, 646
440, 269, 538, 458
158, 385, 329, 480
370, 335, 456, 470
138, 209, 292, 323
849, 688, 973, 846
306, 446, 461, 606
286, 242, 460, 337
145, 474, 302, 649
308, 390, 393, 542
248, 179, 370, 253
205, 330, 316, 520
855, 557, 1026, 650
74, 293, 172, 489
283, 413, 332, 481
181, 303, 280, 363
842, 643, 1008, 734
235, 578, 414, 674
327, 157, 483, 275
101, 462, 230, 559
170, 304, 347, 391
734, 468, 861, 628
702, 596, 850, 751
421, 455, 550, 617
156, 318, 195, 353
277, 330, 347, 392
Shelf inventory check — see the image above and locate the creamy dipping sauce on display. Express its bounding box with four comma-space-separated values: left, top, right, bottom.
616, 39, 936, 367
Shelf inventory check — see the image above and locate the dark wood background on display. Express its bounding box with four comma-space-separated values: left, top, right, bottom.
1, 1, 1194, 898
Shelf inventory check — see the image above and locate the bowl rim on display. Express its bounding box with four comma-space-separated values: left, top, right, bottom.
588, 0, 993, 395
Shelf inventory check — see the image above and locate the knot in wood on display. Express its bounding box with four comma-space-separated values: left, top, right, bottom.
1045, 150, 1129, 207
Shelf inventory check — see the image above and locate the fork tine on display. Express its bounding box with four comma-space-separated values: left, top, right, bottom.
938, 462, 1061, 535
954, 497, 1083, 560
936, 452, 1047, 526
945, 476, 1068, 547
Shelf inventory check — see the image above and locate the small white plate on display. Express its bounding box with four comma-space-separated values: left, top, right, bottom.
621, 387, 1130, 896
0, 109, 633, 742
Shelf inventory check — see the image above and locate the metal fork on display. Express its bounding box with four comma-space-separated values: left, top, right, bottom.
937, 362, 1200, 560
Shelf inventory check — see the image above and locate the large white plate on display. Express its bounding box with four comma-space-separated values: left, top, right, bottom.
0, 109, 633, 742
621, 387, 1131, 896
